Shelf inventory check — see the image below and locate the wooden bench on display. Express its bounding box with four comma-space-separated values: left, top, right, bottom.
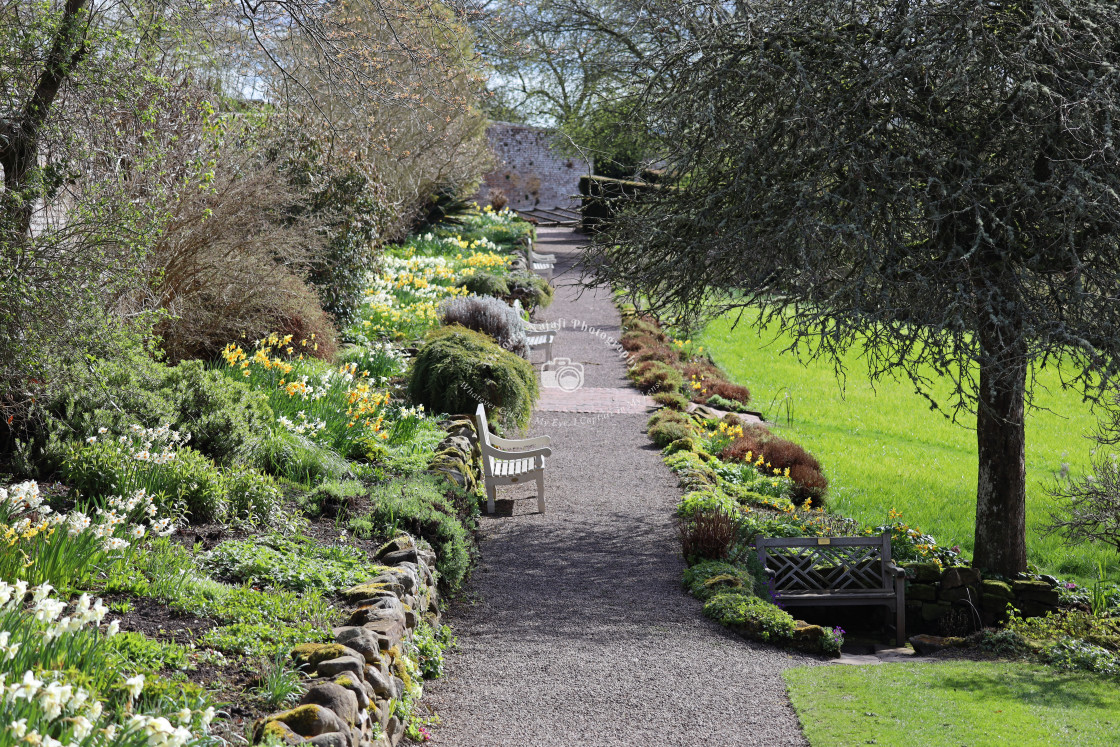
475, 404, 552, 514
756, 534, 906, 645
524, 321, 557, 362
525, 240, 555, 276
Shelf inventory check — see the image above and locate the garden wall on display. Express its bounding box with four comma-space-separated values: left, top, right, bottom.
903, 563, 1062, 637
252, 420, 481, 747
475, 122, 591, 210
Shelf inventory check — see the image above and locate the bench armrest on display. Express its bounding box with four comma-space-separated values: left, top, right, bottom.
488, 446, 552, 460
490, 434, 552, 449
886, 562, 907, 578
526, 331, 557, 342
534, 252, 557, 262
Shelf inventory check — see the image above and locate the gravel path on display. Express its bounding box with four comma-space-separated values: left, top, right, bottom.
424, 227, 816, 746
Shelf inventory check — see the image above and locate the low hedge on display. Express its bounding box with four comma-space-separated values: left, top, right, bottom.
407, 325, 538, 429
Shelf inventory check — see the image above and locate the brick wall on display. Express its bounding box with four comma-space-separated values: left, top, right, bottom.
475, 122, 592, 210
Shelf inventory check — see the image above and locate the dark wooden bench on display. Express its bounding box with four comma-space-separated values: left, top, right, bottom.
756, 533, 906, 646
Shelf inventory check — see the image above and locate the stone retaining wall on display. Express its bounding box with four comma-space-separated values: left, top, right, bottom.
251, 418, 482, 747
903, 562, 1062, 636
474, 122, 591, 210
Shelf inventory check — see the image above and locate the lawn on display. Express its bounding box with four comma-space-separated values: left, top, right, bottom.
784, 661, 1120, 747
700, 311, 1115, 581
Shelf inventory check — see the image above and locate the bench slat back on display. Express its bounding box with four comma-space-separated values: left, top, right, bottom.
757, 534, 894, 593
474, 404, 497, 477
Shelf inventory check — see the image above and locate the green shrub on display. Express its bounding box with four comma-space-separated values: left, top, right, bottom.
505, 272, 553, 311
703, 592, 797, 643
299, 479, 366, 518
652, 391, 689, 410
677, 489, 740, 519
647, 408, 697, 447
223, 464, 284, 522
683, 561, 755, 601
462, 272, 510, 298
348, 475, 475, 590
630, 360, 684, 394
199, 534, 376, 594
407, 325, 537, 429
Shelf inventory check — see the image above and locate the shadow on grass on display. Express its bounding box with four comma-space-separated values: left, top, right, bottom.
935, 666, 1116, 711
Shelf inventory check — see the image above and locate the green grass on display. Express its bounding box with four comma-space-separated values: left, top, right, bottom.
784, 661, 1120, 747
700, 311, 1116, 581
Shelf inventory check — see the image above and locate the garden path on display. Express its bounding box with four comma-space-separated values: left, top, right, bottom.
424, 227, 816, 746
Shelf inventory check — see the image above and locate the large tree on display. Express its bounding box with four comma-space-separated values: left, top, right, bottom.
586, 0, 1120, 575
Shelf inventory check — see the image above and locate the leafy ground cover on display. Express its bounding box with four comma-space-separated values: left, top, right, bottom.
699, 310, 1112, 582
785, 661, 1120, 747
0, 207, 542, 746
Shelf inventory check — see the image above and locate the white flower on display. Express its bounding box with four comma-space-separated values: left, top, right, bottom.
106, 620, 120, 637
31, 583, 54, 604
104, 538, 130, 551
86, 436, 97, 444
13, 670, 43, 700
129, 525, 147, 540
39, 681, 68, 718
8, 719, 27, 738
71, 716, 93, 739
124, 674, 145, 700
97, 427, 108, 434
199, 706, 216, 730
175, 708, 193, 725
34, 598, 66, 624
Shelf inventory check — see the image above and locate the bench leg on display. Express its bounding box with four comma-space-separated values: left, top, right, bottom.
895, 579, 907, 647
545, 340, 553, 363
486, 482, 496, 515
536, 472, 545, 514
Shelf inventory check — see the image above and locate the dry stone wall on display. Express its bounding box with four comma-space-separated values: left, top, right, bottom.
251, 418, 482, 747
475, 122, 592, 210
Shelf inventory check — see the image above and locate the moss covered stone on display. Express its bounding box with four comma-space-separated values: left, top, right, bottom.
981, 579, 1014, 599
291, 643, 361, 671
906, 562, 942, 583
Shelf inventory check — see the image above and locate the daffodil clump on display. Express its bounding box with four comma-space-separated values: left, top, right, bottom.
0, 579, 217, 747
0, 481, 174, 594
221, 334, 422, 458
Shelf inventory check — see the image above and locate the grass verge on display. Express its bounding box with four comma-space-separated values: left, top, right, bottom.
700, 311, 1113, 581
784, 661, 1120, 747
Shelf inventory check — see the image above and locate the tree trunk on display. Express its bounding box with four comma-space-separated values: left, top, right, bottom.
972, 323, 1028, 576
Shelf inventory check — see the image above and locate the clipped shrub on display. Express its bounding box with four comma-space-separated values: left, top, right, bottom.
506, 272, 554, 311
630, 360, 684, 395
408, 326, 538, 429
348, 475, 474, 590
679, 508, 738, 561
703, 592, 797, 643
683, 560, 754, 601
621, 331, 658, 352
633, 345, 680, 365
706, 380, 752, 407
438, 295, 529, 358
462, 272, 510, 298
647, 408, 697, 447
652, 391, 689, 410
627, 316, 668, 341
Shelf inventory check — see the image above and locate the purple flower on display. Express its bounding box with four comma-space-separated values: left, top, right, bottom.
1065, 582, 1077, 589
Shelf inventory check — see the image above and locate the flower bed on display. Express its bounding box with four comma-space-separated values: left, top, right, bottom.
1, 206, 540, 746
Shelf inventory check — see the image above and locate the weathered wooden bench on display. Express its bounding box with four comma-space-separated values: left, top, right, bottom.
524, 321, 557, 362
475, 403, 552, 514
756, 533, 906, 645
